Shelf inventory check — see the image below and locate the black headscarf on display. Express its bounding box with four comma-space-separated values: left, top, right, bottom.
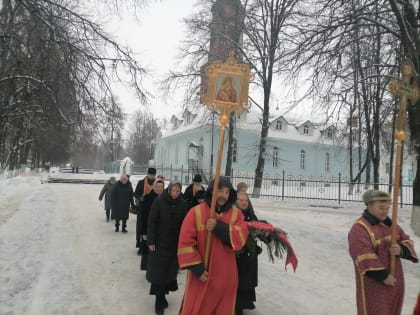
204, 176, 237, 213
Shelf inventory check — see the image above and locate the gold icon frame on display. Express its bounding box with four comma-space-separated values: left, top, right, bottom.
202, 55, 252, 116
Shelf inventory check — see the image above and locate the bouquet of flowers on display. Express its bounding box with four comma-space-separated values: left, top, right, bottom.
244, 220, 298, 272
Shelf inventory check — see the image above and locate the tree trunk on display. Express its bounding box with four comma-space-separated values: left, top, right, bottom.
252, 110, 269, 198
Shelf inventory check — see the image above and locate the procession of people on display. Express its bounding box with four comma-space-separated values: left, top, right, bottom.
99, 170, 418, 315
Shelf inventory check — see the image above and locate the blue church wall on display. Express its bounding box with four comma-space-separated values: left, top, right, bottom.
154, 124, 356, 179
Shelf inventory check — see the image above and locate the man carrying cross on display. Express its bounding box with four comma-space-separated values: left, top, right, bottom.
348, 190, 418, 315
177, 176, 248, 315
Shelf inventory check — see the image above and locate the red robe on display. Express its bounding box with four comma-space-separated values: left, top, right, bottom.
348, 216, 418, 315
178, 203, 249, 315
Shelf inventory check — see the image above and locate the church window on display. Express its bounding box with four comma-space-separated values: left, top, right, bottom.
327, 129, 333, 138
275, 120, 282, 130
300, 150, 306, 169
325, 152, 330, 172
273, 147, 279, 167
303, 125, 309, 134
232, 139, 238, 163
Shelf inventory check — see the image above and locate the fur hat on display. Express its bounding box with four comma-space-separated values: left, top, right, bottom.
147, 167, 157, 175
193, 174, 202, 183
362, 189, 391, 205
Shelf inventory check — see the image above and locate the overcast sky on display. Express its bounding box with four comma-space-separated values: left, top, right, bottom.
104, 1, 320, 124
106, 1, 196, 120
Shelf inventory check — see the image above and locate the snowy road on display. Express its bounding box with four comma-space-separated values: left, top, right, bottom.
0, 176, 419, 315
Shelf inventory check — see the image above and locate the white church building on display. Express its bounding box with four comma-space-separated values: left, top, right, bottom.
152, 106, 361, 182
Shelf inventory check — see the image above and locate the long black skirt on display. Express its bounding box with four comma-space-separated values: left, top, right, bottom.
149, 280, 178, 296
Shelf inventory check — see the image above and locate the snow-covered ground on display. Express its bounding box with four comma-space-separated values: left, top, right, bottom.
0, 174, 419, 315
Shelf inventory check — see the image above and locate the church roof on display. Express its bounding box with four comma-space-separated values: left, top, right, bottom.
160, 105, 342, 145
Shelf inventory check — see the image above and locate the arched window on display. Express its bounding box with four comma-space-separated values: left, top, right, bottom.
276, 120, 282, 130
232, 139, 238, 163
300, 150, 306, 169
273, 147, 279, 167
325, 152, 330, 172
303, 125, 309, 134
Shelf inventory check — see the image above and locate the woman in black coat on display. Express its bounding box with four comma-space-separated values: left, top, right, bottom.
139, 179, 165, 270
235, 192, 263, 315
99, 176, 116, 221
110, 175, 135, 233
146, 180, 188, 315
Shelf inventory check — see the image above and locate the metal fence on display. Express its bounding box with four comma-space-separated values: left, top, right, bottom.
229, 172, 413, 206
153, 166, 414, 206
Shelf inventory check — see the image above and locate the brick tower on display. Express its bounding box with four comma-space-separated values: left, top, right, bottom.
200, 0, 244, 102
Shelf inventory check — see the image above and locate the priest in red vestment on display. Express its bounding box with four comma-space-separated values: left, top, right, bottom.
348, 190, 418, 315
177, 176, 249, 315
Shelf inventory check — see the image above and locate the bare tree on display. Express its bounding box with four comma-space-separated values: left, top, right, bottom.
126, 109, 160, 165
388, 0, 420, 206
162, 0, 299, 197
0, 0, 149, 170
285, 0, 404, 191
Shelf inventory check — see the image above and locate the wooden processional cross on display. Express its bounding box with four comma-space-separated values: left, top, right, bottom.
388, 59, 419, 275
201, 53, 253, 268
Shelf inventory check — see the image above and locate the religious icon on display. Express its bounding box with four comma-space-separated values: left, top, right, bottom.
215, 75, 241, 103
201, 53, 252, 117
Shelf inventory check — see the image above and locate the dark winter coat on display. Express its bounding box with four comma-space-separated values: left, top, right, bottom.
135, 177, 155, 246
134, 177, 154, 201
139, 189, 160, 270
237, 208, 259, 290
99, 180, 114, 210
146, 187, 188, 286
139, 190, 158, 235
110, 181, 134, 221
183, 183, 205, 210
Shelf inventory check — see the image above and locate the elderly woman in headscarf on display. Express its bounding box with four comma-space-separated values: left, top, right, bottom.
146, 180, 188, 315
110, 174, 135, 233
138, 178, 165, 270
99, 176, 116, 221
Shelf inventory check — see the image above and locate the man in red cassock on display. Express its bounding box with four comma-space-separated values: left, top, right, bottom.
177, 176, 249, 315
348, 189, 418, 315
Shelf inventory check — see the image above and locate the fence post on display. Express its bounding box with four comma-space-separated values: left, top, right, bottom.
282, 170, 285, 200
181, 165, 184, 185
170, 164, 173, 181
338, 172, 341, 205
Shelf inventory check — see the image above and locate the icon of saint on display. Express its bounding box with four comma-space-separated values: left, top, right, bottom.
216, 76, 237, 103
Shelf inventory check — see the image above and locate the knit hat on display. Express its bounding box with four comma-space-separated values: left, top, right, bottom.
362, 189, 391, 205
193, 174, 202, 183
147, 167, 157, 175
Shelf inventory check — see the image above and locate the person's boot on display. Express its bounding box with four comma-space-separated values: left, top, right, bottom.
115, 224, 119, 232
162, 295, 168, 308
155, 294, 165, 314
122, 225, 127, 233
106, 210, 110, 221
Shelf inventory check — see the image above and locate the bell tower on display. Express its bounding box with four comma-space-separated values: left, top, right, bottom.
200, 0, 244, 101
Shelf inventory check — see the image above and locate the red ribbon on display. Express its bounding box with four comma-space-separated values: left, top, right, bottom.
245, 221, 298, 272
